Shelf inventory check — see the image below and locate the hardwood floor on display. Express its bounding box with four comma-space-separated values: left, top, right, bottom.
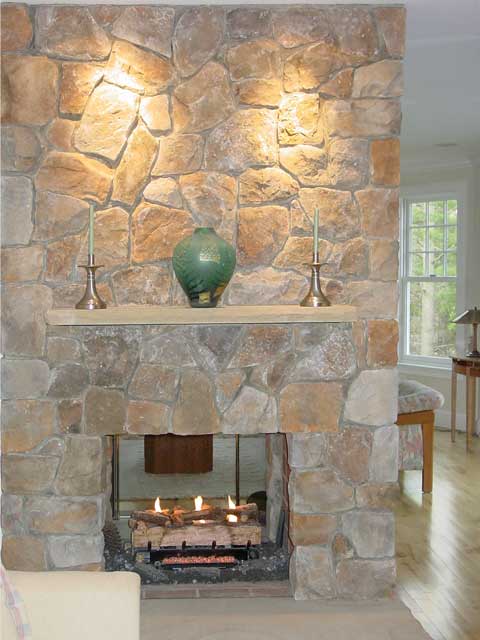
395, 430, 480, 640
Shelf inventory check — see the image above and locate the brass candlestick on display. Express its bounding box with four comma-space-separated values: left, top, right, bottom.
75, 254, 107, 310
300, 258, 331, 307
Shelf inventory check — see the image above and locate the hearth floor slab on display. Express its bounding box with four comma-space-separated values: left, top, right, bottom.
141, 596, 432, 640
142, 580, 291, 599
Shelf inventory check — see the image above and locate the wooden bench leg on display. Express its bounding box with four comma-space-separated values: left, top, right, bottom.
421, 420, 434, 493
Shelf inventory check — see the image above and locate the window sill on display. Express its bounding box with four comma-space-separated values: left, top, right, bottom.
398, 360, 451, 379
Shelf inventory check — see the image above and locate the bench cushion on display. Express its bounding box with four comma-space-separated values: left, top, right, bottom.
398, 380, 444, 415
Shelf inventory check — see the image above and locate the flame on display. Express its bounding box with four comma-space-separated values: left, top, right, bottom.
194, 496, 203, 511
227, 514, 238, 523
228, 495, 236, 509
154, 497, 162, 513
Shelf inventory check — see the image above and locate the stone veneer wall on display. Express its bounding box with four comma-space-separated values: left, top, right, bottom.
1, 3, 404, 598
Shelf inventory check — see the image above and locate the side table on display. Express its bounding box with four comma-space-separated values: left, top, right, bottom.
451, 356, 480, 450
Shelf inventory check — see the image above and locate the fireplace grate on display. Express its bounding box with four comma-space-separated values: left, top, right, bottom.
135, 540, 260, 569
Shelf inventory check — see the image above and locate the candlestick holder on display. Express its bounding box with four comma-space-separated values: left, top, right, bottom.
300, 258, 331, 307
75, 254, 107, 310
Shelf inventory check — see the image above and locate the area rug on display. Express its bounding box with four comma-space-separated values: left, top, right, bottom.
141, 597, 431, 640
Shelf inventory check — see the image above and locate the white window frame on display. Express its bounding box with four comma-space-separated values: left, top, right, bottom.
399, 181, 466, 369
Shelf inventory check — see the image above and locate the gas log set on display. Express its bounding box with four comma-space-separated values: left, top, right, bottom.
129, 496, 262, 568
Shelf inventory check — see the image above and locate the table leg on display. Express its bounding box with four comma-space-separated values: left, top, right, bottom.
421, 419, 434, 493
466, 369, 475, 451
451, 366, 457, 442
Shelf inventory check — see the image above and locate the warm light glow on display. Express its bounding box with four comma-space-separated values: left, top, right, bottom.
194, 496, 203, 511
227, 514, 238, 523
154, 497, 162, 513
228, 495, 236, 509
199, 519, 206, 524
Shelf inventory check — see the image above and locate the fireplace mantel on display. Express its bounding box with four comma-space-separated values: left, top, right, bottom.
46, 304, 358, 327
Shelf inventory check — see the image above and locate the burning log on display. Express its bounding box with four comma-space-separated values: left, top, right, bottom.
130, 510, 171, 527
224, 503, 258, 522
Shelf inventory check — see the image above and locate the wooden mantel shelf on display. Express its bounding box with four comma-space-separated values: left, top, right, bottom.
47, 304, 358, 326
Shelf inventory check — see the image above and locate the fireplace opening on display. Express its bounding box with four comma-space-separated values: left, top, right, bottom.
104, 434, 290, 586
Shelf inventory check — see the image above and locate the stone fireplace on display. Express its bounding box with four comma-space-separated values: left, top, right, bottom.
1, 3, 404, 599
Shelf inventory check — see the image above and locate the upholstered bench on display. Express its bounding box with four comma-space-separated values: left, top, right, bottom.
396, 380, 445, 493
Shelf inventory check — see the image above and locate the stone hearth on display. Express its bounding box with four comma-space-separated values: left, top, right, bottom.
1, 3, 404, 599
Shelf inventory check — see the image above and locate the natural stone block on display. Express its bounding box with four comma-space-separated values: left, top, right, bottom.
227, 39, 280, 81
250, 352, 295, 393
1, 5, 33, 51
342, 511, 394, 558
370, 138, 401, 186
179, 172, 236, 239
144, 178, 181, 208
336, 559, 396, 598
289, 326, 356, 381
47, 337, 82, 365
126, 400, 170, 435
287, 433, 327, 468
2, 535, 47, 571
44, 235, 81, 282
1, 494, 24, 535
85, 387, 127, 435
373, 7, 406, 58
132, 203, 193, 262
280, 382, 342, 433
48, 534, 103, 569
35, 7, 111, 60
78, 207, 129, 269
57, 399, 83, 435
234, 78, 282, 107
48, 363, 89, 398
367, 320, 399, 367
345, 281, 398, 320
1, 359, 50, 399
325, 99, 401, 138
357, 188, 399, 239
34, 191, 88, 242
205, 109, 277, 172
228, 268, 308, 306
51, 282, 113, 310
284, 43, 342, 92
239, 168, 297, 205
369, 425, 399, 483
227, 9, 272, 40
215, 370, 246, 413
222, 386, 277, 434
238, 206, 289, 266
140, 95, 171, 133
59, 62, 104, 116
194, 326, 243, 373
290, 513, 337, 546
1, 126, 41, 172
74, 83, 139, 162
105, 40, 173, 95
289, 468, 354, 513
55, 435, 104, 495
2, 454, 59, 494
355, 483, 400, 510
290, 546, 335, 599
272, 8, 332, 48
326, 427, 372, 484
1, 399, 55, 454
174, 62, 235, 133
111, 7, 175, 57
173, 7, 225, 78
129, 364, 178, 403
319, 69, 353, 98
25, 497, 101, 535
1, 55, 58, 125
332, 533, 354, 561
112, 265, 171, 306
327, 138, 369, 188
279, 93, 323, 146
352, 60, 403, 98
279, 146, 328, 187
298, 188, 360, 240
229, 326, 291, 369
274, 237, 330, 273
329, 7, 379, 62
1, 245, 43, 282
173, 370, 220, 435
140, 329, 196, 367
36, 152, 113, 204
2, 284, 52, 357
345, 369, 398, 427
153, 134, 204, 176
112, 123, 158, 206
369, 239, 399, 281
1, 175, 33, 245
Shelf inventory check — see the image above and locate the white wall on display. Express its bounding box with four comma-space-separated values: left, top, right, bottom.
399, 162, 480, 433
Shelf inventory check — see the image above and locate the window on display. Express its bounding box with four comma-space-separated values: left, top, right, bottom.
401, 197, 458, 364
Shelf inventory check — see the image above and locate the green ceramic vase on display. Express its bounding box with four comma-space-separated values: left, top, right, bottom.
172, 228, 236, 308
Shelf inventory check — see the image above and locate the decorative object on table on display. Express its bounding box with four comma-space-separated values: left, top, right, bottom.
173, 227, 236, 308
75, 204, 107, 310
453, 306, 480, 357
300, 207, 331, 307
